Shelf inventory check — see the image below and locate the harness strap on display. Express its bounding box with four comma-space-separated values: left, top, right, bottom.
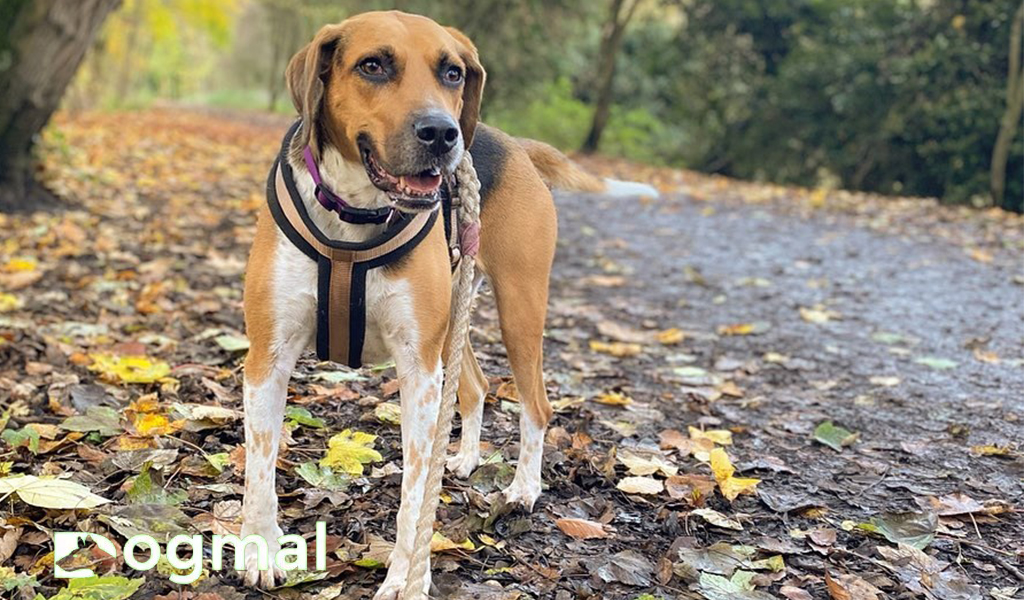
266, 127, 438, 368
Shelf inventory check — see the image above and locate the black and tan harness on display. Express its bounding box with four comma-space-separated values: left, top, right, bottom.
266, 121, 461, 368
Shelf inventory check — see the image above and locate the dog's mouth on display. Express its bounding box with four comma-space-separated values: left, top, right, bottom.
359, 142, 443, 212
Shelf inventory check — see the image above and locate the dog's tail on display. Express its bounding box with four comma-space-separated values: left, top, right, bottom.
516, 137, 660, 198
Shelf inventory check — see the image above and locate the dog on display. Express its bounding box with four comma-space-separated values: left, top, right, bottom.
240, 11, 656, 598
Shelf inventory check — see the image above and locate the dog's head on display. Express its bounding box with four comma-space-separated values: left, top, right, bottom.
286, 11, 485, 212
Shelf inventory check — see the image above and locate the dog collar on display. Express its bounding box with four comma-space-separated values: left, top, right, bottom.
302, 145, 395, 225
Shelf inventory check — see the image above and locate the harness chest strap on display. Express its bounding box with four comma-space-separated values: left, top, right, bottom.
268, 160, 437, 368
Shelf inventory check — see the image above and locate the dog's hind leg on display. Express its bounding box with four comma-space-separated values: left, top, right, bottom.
447, 335, 488, 478
482, 196, 556, 512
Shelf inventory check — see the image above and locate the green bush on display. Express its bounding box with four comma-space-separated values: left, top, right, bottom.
488, 78, 684, 166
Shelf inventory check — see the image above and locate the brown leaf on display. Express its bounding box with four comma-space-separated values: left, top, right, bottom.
825, 571, 881, 600
0, 526, 22, 565
555, 517, 611, 540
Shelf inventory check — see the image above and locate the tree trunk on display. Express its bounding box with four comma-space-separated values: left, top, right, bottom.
0, 0, 121, 212
990, 3, 1024, 210
581, 0, 641, 154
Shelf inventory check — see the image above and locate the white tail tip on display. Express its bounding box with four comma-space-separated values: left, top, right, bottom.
603, 178, 660, 198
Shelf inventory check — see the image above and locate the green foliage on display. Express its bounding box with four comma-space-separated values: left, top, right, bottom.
651, 0, 1023, 210
489, 78, 681, 165
67, 0, 1022, 210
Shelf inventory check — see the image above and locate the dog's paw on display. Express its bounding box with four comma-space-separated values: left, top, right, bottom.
373, 569, 430, 600
446, 450, 479, 479
502, 477, 542, 512
241, 548, 285, 589
239, 523, 284, 589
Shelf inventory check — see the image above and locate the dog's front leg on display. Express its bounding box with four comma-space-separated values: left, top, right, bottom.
375, 357, 443, 600
240, 305, 313, 587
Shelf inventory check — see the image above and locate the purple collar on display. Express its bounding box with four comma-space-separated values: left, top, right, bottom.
302, 146, 395, 225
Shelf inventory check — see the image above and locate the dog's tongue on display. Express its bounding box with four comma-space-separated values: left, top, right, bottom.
400, 173, 442, 194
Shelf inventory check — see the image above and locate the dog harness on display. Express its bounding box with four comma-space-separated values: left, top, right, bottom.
266, 121, 447, 368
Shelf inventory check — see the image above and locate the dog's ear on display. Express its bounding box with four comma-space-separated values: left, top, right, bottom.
286, 24, 345, 158
445, 27, 486, 149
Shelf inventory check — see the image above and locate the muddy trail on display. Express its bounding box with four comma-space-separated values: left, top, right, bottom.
0, 110, 1021, 600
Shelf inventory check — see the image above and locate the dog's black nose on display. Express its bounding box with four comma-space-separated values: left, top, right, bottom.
414, 113, 459, 156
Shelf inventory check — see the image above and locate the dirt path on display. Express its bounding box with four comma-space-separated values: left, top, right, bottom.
441, 189, 1024, 599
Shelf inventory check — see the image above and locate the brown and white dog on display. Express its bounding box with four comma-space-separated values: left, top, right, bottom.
240, 10, 656, 598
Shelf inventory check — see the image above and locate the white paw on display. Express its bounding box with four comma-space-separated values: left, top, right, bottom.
502, 477, 542, 512
446, 449, 479, 479
374, 568, 430, 600
239, 523, 284, 589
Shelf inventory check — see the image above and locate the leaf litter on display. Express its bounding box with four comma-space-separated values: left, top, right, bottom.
0, 109, 1019, 599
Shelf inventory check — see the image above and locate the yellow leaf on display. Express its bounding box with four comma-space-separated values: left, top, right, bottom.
689, 426, 733, 446
709, 447, 760, 501
970, 444, 1012, 457
593, 391, 633, 406
374, 402, 402, 425
430, 531, 475, 552
718, 323, 754, 336
710, 447, 736, 481
0, 293, 22, 313
321, 429, 383, 476
656, 328, 685, 345
3, 258, 37, 272
133, 413, 182, 437
89, 354, 171, 384
718, 476, 761, 502
589, 340, 642, 357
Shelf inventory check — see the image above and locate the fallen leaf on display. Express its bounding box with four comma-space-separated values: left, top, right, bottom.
709, 448, 760, 501
321, 429, 383, 476
825, 571, 881, 600
691, 508, 743, 530
913, 356, 958, 370
593, 391, 633, 406
590, 340, 643, 357
588, 549, 653, 587
0, 475, 110, 509
373, 402, 402, 425
555, 517, 611, 540
43, 575, 145, 600
89, 354, 171, 384
619, 449, 678, 476
689, 426, 733, 446
656, 328, 685, 345
430, 531, 475, 553
665, 474, 717, 504
813, 421, 858, 452
868, 511, 937, 549
616, 476, 664, 495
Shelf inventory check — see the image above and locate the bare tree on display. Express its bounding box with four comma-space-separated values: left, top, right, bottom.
0, 0, 122, 212
990, 2, 1023, 209
581, 0, 643, 154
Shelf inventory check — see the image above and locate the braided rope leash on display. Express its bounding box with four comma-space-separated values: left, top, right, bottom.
402, 152, 482, 599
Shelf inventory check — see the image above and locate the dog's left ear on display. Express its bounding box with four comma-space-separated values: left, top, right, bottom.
286, 24, 345, 159
445, 27, 486, 149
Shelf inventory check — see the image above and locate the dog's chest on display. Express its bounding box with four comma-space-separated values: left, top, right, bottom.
270, 230, 416, 368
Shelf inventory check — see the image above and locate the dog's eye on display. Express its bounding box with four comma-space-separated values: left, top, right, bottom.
444, 66, 463, 84
359, 58, 384, 77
